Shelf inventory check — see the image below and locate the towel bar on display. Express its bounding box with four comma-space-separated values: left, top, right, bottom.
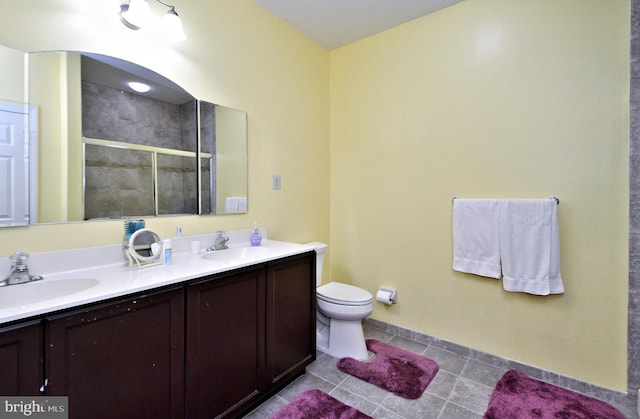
452, 197, 560, 205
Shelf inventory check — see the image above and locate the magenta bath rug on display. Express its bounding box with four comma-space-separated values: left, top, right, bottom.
484, 369, 624, 419
271, 389, 372, 419
336, 339, 439, 399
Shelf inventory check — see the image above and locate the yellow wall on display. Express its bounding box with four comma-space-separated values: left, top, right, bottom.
330, 0, 629, 390
0, 0, 330, 250
0, 45, 25, 103
215, 106, 248, 214
28, 52, 66, 223
28, 51, 83, 223
65, 52, 83, 222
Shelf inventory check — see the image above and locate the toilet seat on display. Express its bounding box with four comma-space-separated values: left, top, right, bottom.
317, 282, 372, 306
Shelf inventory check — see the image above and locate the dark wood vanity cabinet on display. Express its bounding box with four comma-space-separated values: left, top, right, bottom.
44, 286, 185, 419
0, 250, 315, 418
186, 251, 316, 418
0, 320, 42, 395
186, 252, 315, 418
266, 253, 316, 391
186, 266, 266, 418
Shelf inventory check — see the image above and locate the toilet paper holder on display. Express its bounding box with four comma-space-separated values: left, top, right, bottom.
376, 286, 397, 305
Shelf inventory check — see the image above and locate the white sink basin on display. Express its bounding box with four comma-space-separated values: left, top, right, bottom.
0, 277, 100, 309
201, 246, 272, 262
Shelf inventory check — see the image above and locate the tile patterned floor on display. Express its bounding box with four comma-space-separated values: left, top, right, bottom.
245, 324, 503, 418
245, 322, 638, 418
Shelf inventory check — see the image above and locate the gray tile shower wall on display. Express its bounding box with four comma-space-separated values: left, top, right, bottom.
82, 81, 189, 148
81, 80, 199, 218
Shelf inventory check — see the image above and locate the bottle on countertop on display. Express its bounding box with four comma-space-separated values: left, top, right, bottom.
163, 239, 172, 264
250, 222, 262, 247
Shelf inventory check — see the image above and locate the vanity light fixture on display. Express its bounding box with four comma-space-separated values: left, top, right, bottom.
119, 0, 187, 42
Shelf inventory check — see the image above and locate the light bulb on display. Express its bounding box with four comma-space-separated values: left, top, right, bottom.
120, 0, 151, 30
128, 81, 151, 93
164, 9, 187, 42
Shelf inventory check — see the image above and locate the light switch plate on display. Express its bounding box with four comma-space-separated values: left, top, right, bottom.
272, 174, 281, 190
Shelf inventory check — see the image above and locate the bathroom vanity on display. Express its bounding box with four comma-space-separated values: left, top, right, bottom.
0, 239, 316, 418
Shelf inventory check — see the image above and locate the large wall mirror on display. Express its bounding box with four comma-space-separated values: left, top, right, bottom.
0, 45, 247, 227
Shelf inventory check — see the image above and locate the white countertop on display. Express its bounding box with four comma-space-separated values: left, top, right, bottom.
0, 237, 316, 325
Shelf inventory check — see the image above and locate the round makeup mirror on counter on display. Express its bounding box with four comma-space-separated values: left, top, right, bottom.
126, 228, 163, 268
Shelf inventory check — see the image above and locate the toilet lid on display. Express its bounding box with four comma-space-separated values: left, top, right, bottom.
317, 282, 373, 306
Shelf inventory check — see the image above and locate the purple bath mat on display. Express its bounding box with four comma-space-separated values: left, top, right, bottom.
271, 389, 372, 419
484, 369, 625, 419
336, 339, 439, 399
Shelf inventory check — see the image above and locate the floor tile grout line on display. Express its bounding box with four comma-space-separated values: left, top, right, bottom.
330, 379, 390, 417
449, 357, 471, 402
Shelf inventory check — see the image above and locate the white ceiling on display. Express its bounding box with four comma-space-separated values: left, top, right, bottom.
252, 0, 465, 50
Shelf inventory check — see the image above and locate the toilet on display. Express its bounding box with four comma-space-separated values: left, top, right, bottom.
307, 242, 373, 360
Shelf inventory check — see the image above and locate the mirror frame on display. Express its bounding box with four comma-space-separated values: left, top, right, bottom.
126, 228, 163, 268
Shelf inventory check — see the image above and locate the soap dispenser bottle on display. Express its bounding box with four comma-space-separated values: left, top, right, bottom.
250, 222, 262, 247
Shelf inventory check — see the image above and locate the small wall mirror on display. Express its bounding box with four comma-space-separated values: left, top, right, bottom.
199, 101, 248, 214
126, 228, 163, 268
0, 45, 249, 227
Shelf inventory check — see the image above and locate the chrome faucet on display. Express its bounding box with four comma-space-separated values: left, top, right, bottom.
206, 231, 230, 252
1, 252, 43, 287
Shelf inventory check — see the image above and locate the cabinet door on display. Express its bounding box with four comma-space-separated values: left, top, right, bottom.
266, 252, 316, 390
0, 320, 42, 395
186, 267, 266, 418
45, 287, 184, 419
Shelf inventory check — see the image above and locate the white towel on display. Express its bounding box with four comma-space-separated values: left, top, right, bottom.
452, 199, 502, 279
499, 199, 564, 295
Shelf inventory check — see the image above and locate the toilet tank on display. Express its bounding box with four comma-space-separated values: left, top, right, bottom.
305, 242, 328, 287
